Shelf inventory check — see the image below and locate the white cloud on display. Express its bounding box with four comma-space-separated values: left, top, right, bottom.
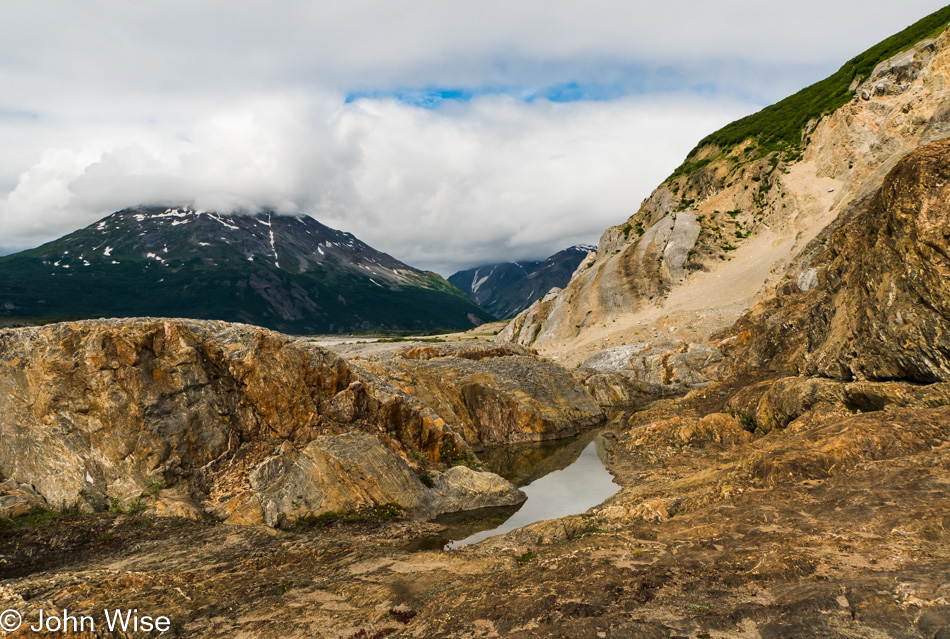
324, 95, 748, 274
0, 92, 749, 274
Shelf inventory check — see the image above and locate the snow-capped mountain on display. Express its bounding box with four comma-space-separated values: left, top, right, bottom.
449, 245, 596, 319
0, 206, 490, 333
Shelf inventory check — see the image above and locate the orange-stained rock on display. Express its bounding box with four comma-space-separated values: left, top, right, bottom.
725, 139, 950, 383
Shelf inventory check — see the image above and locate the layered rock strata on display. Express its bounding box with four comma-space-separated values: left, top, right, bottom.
724, 138, 950, 384
336, 341, 604, 450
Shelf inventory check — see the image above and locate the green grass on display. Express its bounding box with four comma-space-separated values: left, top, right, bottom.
294, 504, 402, 528
413, 467, 435, 487
676, 5, 950, 168
0, 505, 83, 529
437, 444, 482, 470
143, 480, 166, 496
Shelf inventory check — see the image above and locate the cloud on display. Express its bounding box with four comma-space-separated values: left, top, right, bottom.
0, 92, 749, 274
322, 94, 749, 274
0, 1, 944, 107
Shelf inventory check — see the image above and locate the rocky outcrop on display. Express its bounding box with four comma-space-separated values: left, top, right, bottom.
0, 319, 540, 524
0, 479, 47, 519
495, 288, 561, 348
580, 342, 724, 391
222, 432, 524, 526
578, 372, 655, 409
724, 375, 950, 434
345, 341, 604, 450
725, 139, 950, 384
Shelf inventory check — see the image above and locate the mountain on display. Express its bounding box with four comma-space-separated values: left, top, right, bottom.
499, 6, 950, 360
448, 245, 594, 319
0, 206, 492, 333
449, 261, 542, 307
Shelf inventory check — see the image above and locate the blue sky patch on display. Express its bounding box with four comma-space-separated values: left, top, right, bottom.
342, 65, 740, 109
344, 80, 661, 108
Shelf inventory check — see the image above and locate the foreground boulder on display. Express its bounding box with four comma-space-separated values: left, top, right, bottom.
223, 432, 524, 526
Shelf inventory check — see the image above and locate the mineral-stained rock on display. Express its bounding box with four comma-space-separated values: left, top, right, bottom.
149, 488, 207, 520
399, 342, 531, 361
578, 371, 653, 409
428, 465, 526, 514
0, 318, 540, 524
725, 375, 950, 434
674, 413, 753, 447
736, 405, 950, 485
725, 139, 950, 383
231, 432, 524, 526
0, 479, 47, 518
580, 342, 724, 393
350, 342, 604, 450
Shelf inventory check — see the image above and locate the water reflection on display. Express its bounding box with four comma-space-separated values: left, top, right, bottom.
410, 428, 620, 551
477, 428, 603, 487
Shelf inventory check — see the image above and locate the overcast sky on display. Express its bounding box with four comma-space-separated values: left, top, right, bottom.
0, 1, 946, 275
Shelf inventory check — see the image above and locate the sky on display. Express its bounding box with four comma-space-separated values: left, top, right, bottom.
0, 1, 946, 275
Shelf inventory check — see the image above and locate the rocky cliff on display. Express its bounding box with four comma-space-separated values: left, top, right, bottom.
723, 138, 950, 384
336, 341, 604, 450
499, 17, 950, 365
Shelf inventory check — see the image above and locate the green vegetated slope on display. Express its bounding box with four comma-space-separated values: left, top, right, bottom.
0, 207, 491, 334
675, 4, 950, 173
0, 256, 483, 333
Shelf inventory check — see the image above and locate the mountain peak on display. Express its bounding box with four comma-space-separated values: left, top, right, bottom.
0, 206, 489, 333
448, 245, 593, 319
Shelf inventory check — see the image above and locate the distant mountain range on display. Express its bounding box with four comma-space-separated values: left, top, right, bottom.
448, 245, 594, 319
0, 206, 491, 333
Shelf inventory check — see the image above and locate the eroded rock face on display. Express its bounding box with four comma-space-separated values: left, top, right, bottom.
348, 342, 604, 450
0, 319, 537, 523
580, 341, 723, 392
578, 372, 654, 409
725, 375, 950, 434
0, 480, 46, 519
725, 139, 950, 383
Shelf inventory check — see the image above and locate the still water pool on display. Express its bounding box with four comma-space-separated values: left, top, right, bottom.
410, 428, 621, 551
